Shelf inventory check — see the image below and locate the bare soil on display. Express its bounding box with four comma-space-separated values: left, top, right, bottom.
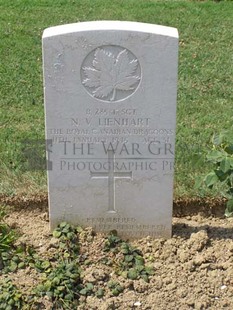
2, 202, 233, 310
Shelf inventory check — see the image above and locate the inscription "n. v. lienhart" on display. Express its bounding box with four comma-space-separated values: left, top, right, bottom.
81, 46, 141, 102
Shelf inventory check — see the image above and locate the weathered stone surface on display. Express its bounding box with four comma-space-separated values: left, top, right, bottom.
43, 21, 179, 238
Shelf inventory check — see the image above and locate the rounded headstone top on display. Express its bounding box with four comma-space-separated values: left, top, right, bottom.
42, 21, 178, 39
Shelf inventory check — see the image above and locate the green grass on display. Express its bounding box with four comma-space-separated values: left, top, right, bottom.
0, 0, 232, 198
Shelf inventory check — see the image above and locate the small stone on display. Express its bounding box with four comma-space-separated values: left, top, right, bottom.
92, 269, 108, 281
79, 296, 86, 303
177, 288, 187, 298
199, 263, 210, 270
40, 212, 49, 221
124, 280, 134, 289
10, 222, 18, 229
163, 277, 172, 285
153, 262, 163, 270
83, 269, 98, 284
187, 300, 195, 306
178, 250, 190, 263
48, 237, 59, 249
133, 279, 149, 293
221, 285, 227, 290
167, 283, 177, 291
134, 301, 142, 307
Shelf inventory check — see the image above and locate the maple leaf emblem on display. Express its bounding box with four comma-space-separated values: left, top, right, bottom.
82, 48, 140, 101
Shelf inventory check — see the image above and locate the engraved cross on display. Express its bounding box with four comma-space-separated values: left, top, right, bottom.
90, 150, 132, 213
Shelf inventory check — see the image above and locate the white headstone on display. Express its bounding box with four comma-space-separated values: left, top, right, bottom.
43, 21, 178, 239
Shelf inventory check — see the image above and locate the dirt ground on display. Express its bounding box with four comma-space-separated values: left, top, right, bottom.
2, 203, 233, 310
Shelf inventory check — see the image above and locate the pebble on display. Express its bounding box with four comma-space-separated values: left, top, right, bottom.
92, 269, 107, 281
134, 301, 141, 307
133, 279, 149, 293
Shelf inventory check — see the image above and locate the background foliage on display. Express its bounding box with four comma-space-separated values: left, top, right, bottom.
0, 0, 232, 198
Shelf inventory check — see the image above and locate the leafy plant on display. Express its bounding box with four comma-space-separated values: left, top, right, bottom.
107, 280, 124, 296
35, 261, 81, 309
197, 132, 233, 216
104, 231, 154, 282
0, 278, 24, 310
32, 222, 83, 308
0, 208, 16, 255
79, 282, 94, 296
0, 222, 86, 309
0, 207, 17, 273
95, 288, 105, 298
120, 242, 154, 282
53, 222, 80, 257
0, 221, 155, 308
1, 239, 51, 275
104, 230, 122, 253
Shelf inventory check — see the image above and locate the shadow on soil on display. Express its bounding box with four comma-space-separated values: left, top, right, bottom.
173, 222, 233, 240
173, 197, 226, 218
1, 194, 231, 241
0, 195, 227, 217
